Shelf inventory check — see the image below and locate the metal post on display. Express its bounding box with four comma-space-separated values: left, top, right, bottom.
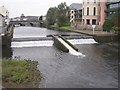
92, 25, 96, 34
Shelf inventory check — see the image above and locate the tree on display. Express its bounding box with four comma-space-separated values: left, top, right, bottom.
103, 19, 114, 32
46, 7, 58, 26
57, 2, 70, 27
103, 13, 120, 32
110, 13, 120, 27
46, 2, 70, 27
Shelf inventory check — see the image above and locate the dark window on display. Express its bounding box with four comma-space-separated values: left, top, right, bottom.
93, 7, 96, 16
92, 19, 96, 25
87, 7, 89, 16
87, 0, 89, 4
94, 0, 96, 3
72, 20, 73, 23
87, 19, 90, 25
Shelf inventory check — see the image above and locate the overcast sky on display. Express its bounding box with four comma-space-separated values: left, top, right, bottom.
0, 0, 82, 18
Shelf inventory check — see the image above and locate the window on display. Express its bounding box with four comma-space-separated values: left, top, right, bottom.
92, 19, 96, 25
87, 0, 89, 4
71, 20, 73, 23
83, 8, 84, 16
72, 11, 74, 13
87, 7, 89, 16
110, 3, 119, 9
87, 19, 90, 25
93, 7, 96, 16
94, 0, 96, 3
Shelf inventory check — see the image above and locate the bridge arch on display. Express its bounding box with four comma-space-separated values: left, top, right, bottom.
29, 23, 34, 26
19, 23, 23, 26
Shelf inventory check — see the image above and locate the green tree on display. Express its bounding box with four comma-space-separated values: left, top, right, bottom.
110, 13, 120, 27
46, 2, 70, 27
46, 7, 58, 26
57, 2, 70, 27
103, 13, 120, 32
103, 19, 114, 32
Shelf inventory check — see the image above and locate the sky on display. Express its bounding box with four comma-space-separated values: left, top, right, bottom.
0, 0, 82, 18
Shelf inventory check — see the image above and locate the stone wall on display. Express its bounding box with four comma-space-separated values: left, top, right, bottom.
76, 24, 103, 31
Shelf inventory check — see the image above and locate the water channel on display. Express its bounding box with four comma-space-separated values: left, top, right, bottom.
6, 26, 119, 88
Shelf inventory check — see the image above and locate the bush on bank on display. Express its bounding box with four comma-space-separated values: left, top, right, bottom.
2, 59, 41, 88
103, 19, 114, 32
103, 13, 120, 32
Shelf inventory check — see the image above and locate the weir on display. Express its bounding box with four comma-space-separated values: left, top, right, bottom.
57, 37, 85, 57
11, 39, 97, 48
52, 35, 87, 56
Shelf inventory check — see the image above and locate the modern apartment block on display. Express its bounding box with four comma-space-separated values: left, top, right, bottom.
106, 0, 120, 18
82, 0, 107, 25
69, 3, 82, 26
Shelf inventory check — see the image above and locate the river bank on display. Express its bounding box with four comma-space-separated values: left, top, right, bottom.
48, 25, 119, 43
2, 59, 42, 88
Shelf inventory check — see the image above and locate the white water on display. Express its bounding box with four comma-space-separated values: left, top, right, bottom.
11, 39, 97, 48
57, 38, 85, 57
68, 39, 97, 44
11, 40, 53, 48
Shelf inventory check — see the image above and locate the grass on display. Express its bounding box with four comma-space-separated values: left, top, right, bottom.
50, 25, 75, 31
59, 26, 75, 30
1, 59, 41, 88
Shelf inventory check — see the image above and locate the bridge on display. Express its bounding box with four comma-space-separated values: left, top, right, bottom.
10, 20, 43, 27
10, 15, 45, 27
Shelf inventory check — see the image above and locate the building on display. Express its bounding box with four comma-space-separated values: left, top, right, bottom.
74, 8, 82, 25
0, 6, 9, 27
106, 0, 120, 18
69, 3, 82, 26
106, 0, 120, 27
82, 0, 107, 25
0, 6, 9, 33
99, 1, 107, 25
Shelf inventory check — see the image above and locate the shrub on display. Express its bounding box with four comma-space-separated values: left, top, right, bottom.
112, 26, 120, 31
103, 19, 114, 32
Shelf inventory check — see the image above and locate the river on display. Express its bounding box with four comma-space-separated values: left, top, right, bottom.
7, 26, 119, 88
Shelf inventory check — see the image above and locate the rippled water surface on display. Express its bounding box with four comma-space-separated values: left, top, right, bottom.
10, 27, 118, 88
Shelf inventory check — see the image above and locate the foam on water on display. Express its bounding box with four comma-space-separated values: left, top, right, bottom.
11, 40, 53, 48
68, 39, 97, 45
11, 39, 97, 48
